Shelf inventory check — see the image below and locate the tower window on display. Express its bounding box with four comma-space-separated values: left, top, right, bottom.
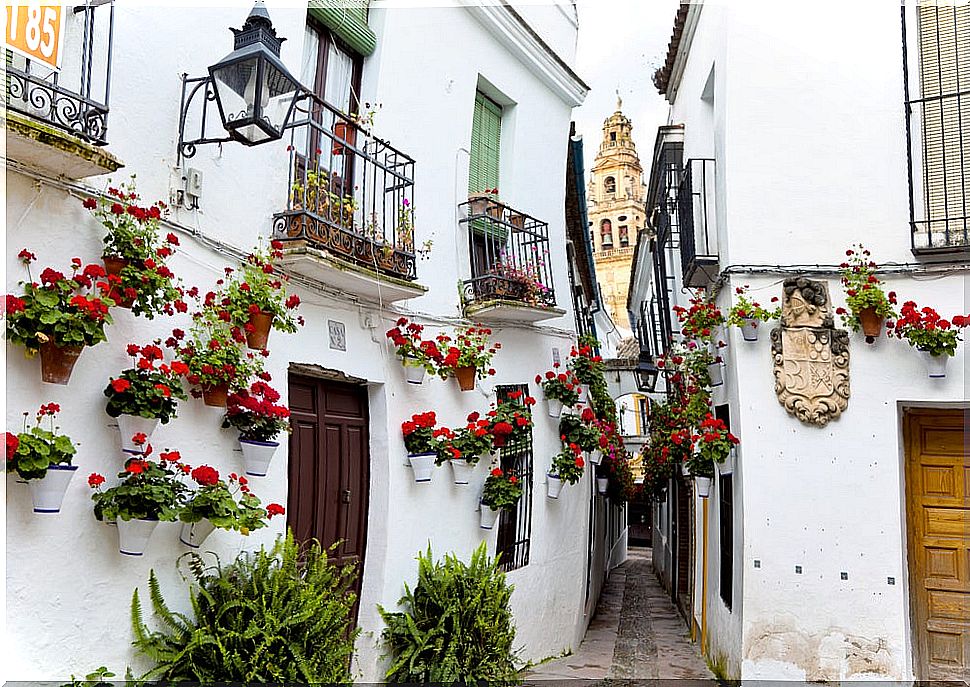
604, 176, 616, 194
601, 219, 613, 247
618, 215, 627, 222
610, 131, 616, 142
619, 225, 629, 247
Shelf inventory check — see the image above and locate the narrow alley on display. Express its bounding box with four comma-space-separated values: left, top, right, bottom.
526, 548, 714, 682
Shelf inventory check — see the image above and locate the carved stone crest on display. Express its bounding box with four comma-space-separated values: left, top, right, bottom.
770, 278, 849, 426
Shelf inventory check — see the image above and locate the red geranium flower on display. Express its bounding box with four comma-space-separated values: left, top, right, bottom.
191, 465, 220, 486
110, 378, 131, 393
266, 503, 285, 518
87, 473, 105, 487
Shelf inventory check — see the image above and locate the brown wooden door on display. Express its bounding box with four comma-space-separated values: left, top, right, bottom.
287, 374, 369, 602
904, 408, 970, 680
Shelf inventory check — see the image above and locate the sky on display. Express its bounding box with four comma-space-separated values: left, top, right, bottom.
573, 0, 681, 178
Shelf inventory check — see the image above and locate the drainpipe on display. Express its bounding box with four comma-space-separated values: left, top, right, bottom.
700, 498, 709, 654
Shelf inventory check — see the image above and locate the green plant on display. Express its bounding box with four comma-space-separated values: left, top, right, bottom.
379, 542, 520, 684
838, 244, 896, 331
434, 325, 500, 379
481, 467, 522, 511
6, 403, 76, 481
725, 284, 781, 328
402, 411, 440, 454
131, 533, 358, 682
487, 394, 535, 448
222, 378, 291, 442
385, 317, 442, 374
550, 443, 585, 485
888, 301, 970, 357
433, 415, 493, 466
104, 343, 188, 424
177, 314, 264, 394
534, 366, 581, 406
695, 413, 739, 465
558, 410, 600, 452
5, 254, 114, 352
222, 241, 302, 334
673, 296, 724, 342
180, 466, 284, 533
89, 454, 189, 522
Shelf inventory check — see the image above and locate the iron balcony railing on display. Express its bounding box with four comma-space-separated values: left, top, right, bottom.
273, 97, 417, 281
5, 1, 115, 146
677, 158, 718, 286
458, 198, 556, 309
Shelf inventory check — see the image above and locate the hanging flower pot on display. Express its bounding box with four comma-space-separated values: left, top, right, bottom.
708, 361, 724, 387
480, 503, 499, 529
546, 398, 563, 418
546, 472, 564, 499
117, 517, 159, 556
403, 357, 426, 385
740, 317, 759, 342
454, 366, 477, 391
201, 383, 230, 408
597, 477, 609, 495
921, 349, 949, 378
179, 519, 216, 548
450, 459, 476, 485
240, 438, 280, 477
588, 449, 603, 466
682, 462, 691, 477
332, 120, 357, 156
717, 448, 735, 475
39, 342, 83, 385
117, 415, 160, 453
28, 465, 78, 513
695, 476, 712, 498
408, 451, 436, 483
246, 310, 274, 350
102, 255, 129, 277
858, 307, 884, 343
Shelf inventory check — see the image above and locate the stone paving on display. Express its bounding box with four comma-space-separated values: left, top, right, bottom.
525, 547, 714, 683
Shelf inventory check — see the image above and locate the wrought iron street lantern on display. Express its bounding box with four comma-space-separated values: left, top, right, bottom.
208, 2, 302, 146
635, 356, 659, 393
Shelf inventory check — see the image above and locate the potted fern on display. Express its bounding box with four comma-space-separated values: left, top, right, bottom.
7, 403, 79, 513
479, 467, 521, 529
223, 379, 291, 477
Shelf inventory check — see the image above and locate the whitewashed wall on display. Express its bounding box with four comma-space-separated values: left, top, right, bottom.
4, 2, 607, 680
658, 1, 970, 681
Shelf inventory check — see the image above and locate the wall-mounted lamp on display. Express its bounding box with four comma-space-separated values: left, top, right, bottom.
635, 355, 659, 393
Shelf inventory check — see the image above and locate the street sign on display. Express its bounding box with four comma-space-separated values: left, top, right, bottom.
4, 4, 66, 71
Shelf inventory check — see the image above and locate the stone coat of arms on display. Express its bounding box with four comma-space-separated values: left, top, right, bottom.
770, 278, 850, 426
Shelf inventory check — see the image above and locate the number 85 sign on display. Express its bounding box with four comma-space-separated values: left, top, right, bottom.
3, 4, 65, 71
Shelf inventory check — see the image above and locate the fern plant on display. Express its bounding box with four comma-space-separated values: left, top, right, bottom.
378, 542, 520, 684
131, 532, 359, 682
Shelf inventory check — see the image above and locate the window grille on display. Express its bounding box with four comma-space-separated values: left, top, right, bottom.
495, 384, 533, 571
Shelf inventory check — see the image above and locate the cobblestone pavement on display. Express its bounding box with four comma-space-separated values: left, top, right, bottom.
525, 547, 714, 683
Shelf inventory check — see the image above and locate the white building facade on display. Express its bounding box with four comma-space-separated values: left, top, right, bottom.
630, 2, 969, 682
4, 1, 628, 679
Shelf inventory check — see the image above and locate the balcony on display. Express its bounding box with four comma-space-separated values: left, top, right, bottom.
4, 2, 122, 179
458, 198, 564, 323
677, 158, 719, 287
273, 99, 427, 303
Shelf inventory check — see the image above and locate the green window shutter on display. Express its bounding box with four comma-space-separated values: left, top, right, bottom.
469, 91, 502, 195
309, 0, 376, 56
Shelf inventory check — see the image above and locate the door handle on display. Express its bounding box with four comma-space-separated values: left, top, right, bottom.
341, 489, 352, 504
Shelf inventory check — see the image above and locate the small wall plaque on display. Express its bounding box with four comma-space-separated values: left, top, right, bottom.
328, 320, 346, 351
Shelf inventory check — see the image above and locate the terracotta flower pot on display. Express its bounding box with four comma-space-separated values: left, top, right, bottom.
858, 307, 884, 343
201, 383, 229, 407
246, 310, 274, 350
454, 365, 476, 391
332, 120, 356, 155
39, 342, 83, 385
468, 195, 490, 216
102, 255, 128, 276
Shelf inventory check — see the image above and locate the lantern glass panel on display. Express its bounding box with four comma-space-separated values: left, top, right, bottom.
260, 59, 301, 134
211, 56, 260, 129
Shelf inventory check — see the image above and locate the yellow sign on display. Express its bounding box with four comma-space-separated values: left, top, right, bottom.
4, 4, 66, 71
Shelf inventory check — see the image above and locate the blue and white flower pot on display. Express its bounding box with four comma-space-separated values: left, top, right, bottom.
708, 362, 724, 387
117, 517, 159, 556
403, 359, 426, 385
408, 452, 436, 483
695, 476, 712, 498
546, 397, 563, 418
546, 472, 564, 499
450, 459, 476, 485
29, 464, 78, 513
480, 504, 499, 529
740, 318, 759, 342
240, 438, 279, 477
179, 519, 216, 548
921, 350, 949, 378
117, 414, 160, 453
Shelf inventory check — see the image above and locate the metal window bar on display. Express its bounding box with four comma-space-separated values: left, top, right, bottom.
677, 158, 718, 284
5, 1, 115, 145
458, 199, 556, 309
495, 384, 533, 572
273, 94, 417, 280
903, 5, 970, 251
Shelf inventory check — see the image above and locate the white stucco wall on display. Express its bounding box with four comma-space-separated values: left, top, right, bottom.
651, 1, 970, 681
4, 2, 614, 681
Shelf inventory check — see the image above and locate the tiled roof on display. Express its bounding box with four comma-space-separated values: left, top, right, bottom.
652, 3, 689, 96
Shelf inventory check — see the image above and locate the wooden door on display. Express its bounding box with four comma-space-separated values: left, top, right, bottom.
904, 408, 969, 681
287, 374, 369, 608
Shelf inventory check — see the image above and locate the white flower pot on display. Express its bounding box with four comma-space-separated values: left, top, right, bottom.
577, 385, 589, 404
682, 461, 691, 477
28, 464, 78, 513
546, 472, 564, 499
450, 459, 476, 485
588, 449, 603, 466
597, 477, 609, 495
921, 350, 949, 379
546, 397, 563, 418
179, 519, 216, 548
117, 518, 159, 556
117, 414, 160, 453
740, 318, 759, 342
717, 448, 735, 475
480, 504, 499, 529
695, 476, 712, 498
240, 438, 279, 477
408, 452, 436, 483
708, 362, 724, 387
404, 362, 426, 385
